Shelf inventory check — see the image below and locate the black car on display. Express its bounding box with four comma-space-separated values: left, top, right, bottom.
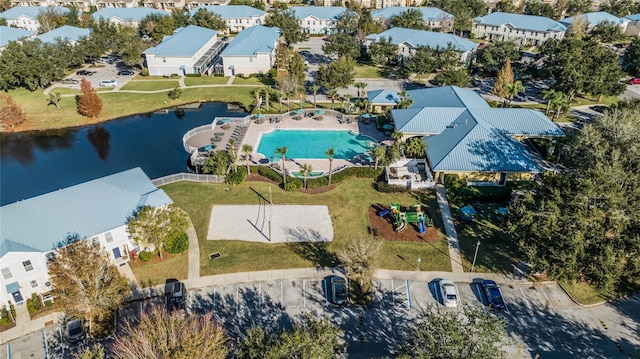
167, 281, 186, 312
65, 317, 86, 343
76, 70, 95, 76
60, 78, 79, 84
330, 277, 348, 305
117, 69, 135, 76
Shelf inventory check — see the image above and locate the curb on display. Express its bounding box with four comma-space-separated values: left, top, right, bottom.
556, 281, 606, 308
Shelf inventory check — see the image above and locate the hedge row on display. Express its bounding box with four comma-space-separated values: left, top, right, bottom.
249, 166, 383, 191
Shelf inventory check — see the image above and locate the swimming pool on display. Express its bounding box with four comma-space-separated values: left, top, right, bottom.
257, 130, 375, 160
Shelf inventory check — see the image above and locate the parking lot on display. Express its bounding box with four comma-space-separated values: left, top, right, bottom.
55, 57, 137, 91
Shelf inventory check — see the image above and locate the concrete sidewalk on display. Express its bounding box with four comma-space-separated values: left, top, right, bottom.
435, 185, 465, 273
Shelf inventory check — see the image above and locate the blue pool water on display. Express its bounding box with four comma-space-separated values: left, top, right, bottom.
257, 130, 374, 159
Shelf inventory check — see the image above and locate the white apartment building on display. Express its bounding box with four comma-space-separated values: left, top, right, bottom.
220, 25, 280, 76
472, 12, 567, 45
290, 6, 348, 35
0, 6, 70, 32
190, 5, 265, 33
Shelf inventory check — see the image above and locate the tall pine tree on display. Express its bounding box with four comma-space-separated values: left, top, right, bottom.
492, 58, 514, 100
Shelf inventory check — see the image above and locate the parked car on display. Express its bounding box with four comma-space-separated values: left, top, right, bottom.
65, 317, 85, 343
117, 69, 135, 76
167, 281, 186, 312
481, 280, 505, 310
330, 277, 348, 305
629, 78, 640, 85
99, 80, 118, 87
438, 279, 459, 307
60, 78, 79, 84
76, 70, 95, 76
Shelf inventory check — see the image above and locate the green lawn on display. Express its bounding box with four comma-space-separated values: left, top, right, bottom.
120, 80, 180, 91
571, 95, 620, 107
451, 202, 521, 274
129, 253, 189, 287
8, 86, 258, 132
354, 65, 387, 79
160, 179, 451, 278
184, 76, 229, 86
558, 281, 606, 305
233, 76, 267, 85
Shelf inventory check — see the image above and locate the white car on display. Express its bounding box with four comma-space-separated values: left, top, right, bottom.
438, 279, 459, 307
99, 79, 118, 87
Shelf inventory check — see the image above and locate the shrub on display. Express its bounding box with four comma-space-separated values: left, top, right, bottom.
284, 182, 299, 191
140, 68, 149, 76
376, 181, 411, 193
139, 251, 152, 261
225, 166, 247, 185
166, 232, 189, 254
255, 166, 283, 182
168, 88, 182, 100
185, 73, 201, 77
444, 174, 511, 204
31, 293, 42, 311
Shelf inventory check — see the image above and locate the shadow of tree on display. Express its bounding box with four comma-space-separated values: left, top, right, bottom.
284, 227, 339, 268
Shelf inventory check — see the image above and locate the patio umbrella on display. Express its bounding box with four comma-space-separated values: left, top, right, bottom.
382, 124, 394, 131
294, 109, 303, 114
255, 114, 265, 118
315, 109, 324, 114
361, 113, 371, 118
497, 207, 508, 216
460, 206, 476, 216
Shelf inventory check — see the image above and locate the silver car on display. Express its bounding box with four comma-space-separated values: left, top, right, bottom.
438, 279, 459, 307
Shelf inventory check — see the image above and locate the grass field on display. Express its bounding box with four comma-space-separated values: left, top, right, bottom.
184, 76, 230, 86
354, 65, 387, 79
233, 76, 270, 86
120, 80, 180, 91
160, 179, 451, 279
129, 253, 189, 287
7, 86, 259, 131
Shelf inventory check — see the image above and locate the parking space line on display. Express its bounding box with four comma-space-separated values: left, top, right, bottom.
520, 287, 531, 311
303, 279, 306, 308
406, 280, 412, 310
540, 286, 555, 313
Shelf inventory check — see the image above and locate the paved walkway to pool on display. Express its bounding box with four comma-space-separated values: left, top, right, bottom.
207, 205, 334, 243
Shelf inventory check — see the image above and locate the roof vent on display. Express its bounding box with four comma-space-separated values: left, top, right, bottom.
446, 124, 458, 129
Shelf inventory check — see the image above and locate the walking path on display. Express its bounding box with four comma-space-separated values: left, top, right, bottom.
435, 184, 465, 273
187, 223, 199, 280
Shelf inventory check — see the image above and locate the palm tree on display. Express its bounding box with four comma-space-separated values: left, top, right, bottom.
549, 92, 571, 120
505, 80, 525, 107
325, 148, 335, 185
373, 145, 386, 169
228, 138, 238, 170
251, 88, 262, 112
241, 144, 253, 173
48, 91, 62, 109
275, 90, 284, 113
262, 87, 271, 111
355, 82, 368, 98
299, 163, 312, 189
391, 131, 404, 147
404, 137, 427, 158
327, 89, 338, 110
275, 146, 288, 185
310, 84, 320, 109
339, 95, 349, 112
541, 89, 556, 115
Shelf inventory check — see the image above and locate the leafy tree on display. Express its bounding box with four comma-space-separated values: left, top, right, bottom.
0, 40, 68, 91
48, 239, 129, 334
289, 52, 306, 86
265, 9, 304, 45
202, 150, 233, 175
127, 204, 190, 259
625, 37, 640, 74
524, 0, 555, 18
64, 5, 81, 27
274, 44, 290, 69
236, 313, 345, 358
299, 163, 312, 189
425, 0, 487, 34
389, 8, 425, 30
505, 80, 525, 106
275, 146, 288, 185
353, 6, 384, 40
138, 13, 168, 39
475, 41, 520, 72
322, 32, 360, 59
276, 74, 301, 111
229, 0, 265, 9
118, 27, 146, 67
0, 17, 6, 26
539, 38, 625, 100
335, 10, 359, 33
78, 78, 102, 118
404, 137, 427, 157
310, 84, 320, 108
37, 7, 67, 33
0, 94, 27, 129
317, 56, 356, 90
75, 344, 105, 359
588, 21, 626, 43
338, 238, 382, 283
171, 8, 191, 28
168, 87, 182, 100
48, 91, 62, 109
368, 37, 397, 66
495, 0, 518, 13
112, 306, 228, 359
191, 8, 227, 31
373, 145, 386, 169
400, 306, 508, 358
242, 144, 253, 173
566, 0, 592, 16
433, 68, 470, 87
507, 107, 640, 294
400, 46, 439, 82
599, 0, 640, 17
165, 231, 189, 254
354, 82, 367, 98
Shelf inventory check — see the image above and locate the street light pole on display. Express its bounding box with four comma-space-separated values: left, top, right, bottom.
417, 257, 421, 271
471, 241, 481, 272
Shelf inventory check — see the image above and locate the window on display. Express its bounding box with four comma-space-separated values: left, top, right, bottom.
1, 267, 12, 280
23, 260, 34, 272
30, 280, 38, 288
105, 232, 113, 243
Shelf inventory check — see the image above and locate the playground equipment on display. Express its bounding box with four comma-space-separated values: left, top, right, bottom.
384, 203, 434, 233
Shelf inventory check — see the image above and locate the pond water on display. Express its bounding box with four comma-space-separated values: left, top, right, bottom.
0, 103, 246, 205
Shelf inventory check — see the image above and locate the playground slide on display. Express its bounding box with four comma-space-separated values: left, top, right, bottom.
378, 208, 390, 217
419, 218, 425, 234
396, 220, 407, 232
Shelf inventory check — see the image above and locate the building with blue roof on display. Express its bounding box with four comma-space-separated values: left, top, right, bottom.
92, 7, 168, 28
0, 6, 71, 32
290, 6, 350, 35
365, 27, 478, 63
371, 7, 454, 31
367, 89, 401, 112
36, 25, 91, 44
626, 13, 640, 36
220, 25, 281, 76
0, 167, 172, 305
144, 25, 222, 76
95, 0, 138, 9
191, 5, 265, 33
0, 26, 35, 52
388, 86, 563, 185
472, 12, 567, 45
560, 11, 629, 32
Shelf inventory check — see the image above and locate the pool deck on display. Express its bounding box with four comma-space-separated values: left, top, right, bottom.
187, 113, 391, 173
